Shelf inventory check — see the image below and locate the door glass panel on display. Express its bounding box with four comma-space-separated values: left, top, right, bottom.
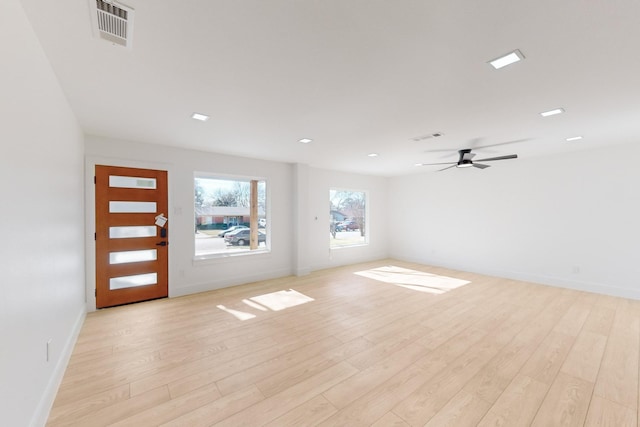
109, 226, 156, 239
110, 273, 157, 290
109, 249, 157, 265
109, 201, 157, 213
109, 175, 157, 189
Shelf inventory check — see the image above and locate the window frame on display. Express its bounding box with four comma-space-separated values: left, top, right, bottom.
194, 172, 270, 260
329, 187, 369, 249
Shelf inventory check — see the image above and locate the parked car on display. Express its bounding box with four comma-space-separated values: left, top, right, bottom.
336, 220, 359, 231
218, 225, 248, 237
224, 229, 266, 246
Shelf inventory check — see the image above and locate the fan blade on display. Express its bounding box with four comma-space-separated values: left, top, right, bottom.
473, 138, 530, 151
473, 163, 490, 169
437, 164, 457, 172
474, 154, 518, 162
462, 152, 476, 161
423, 148, 459, 153
417, 161, 457, 166
424, 138, 529, 154
468, 137, 484, 149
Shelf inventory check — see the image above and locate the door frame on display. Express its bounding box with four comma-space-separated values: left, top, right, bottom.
85, 156, 174, 311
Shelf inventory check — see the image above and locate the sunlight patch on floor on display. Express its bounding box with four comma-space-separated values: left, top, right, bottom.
242, 299, 269, 311
354, 265, 471, 294
216, 304, 257, 321
217, 289, 315, 320
249, 289, 315, 311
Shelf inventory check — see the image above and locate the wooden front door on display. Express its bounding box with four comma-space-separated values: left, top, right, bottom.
95, 165, 169, 308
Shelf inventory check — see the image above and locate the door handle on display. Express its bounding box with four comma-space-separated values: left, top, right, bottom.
156, 241, 168, 246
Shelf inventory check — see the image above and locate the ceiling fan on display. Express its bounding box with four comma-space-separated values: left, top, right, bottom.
417, 148, 518, 171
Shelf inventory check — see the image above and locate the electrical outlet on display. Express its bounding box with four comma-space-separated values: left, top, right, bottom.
572, 266, 580, 274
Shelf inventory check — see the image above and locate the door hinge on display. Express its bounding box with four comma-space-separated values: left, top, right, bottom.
94, 176, 96, 184
94, 232, 97, 241
94, 289, 97, 297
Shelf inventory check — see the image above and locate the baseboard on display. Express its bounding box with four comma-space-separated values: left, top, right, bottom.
295, 268, 311, 276
30, 305, 86, 427
391, 254, 640, 301
311, 252, 390, 273
494, 270, 640, 300
170, 267, 293, 297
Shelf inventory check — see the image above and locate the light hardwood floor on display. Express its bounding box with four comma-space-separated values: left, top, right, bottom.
47, 260, 640, 426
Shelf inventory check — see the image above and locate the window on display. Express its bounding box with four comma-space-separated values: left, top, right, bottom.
330, 188, 367, 248
195, 175, 267, 257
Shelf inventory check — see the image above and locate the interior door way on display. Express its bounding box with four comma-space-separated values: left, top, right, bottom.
95, 165, 169, 308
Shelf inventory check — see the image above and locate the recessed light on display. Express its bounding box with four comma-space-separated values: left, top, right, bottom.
488, 49, 525, 70
414, 163, 424, 167
368, 153, 379, 157
540, 108, 565, 117
565, 136, 583, 142
299, 138, 313, 144
191, 113, 209, 121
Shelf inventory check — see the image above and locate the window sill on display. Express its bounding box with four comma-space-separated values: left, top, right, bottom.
330, 243, 369, 250
193, 248, 271, 265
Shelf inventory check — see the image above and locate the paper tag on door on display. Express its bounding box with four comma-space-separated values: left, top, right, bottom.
155, 213, 168, 227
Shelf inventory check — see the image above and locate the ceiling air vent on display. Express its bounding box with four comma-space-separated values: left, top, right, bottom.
411, 132, 444, 142
90, 0, 135, 49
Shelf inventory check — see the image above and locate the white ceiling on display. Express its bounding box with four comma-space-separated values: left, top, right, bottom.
19, 0, 640, 176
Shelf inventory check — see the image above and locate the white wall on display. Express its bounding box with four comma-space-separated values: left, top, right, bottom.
85, 136, 295, 306
84, 140, 389, 303
0, 1, 86, 425
389, 142, 640, 299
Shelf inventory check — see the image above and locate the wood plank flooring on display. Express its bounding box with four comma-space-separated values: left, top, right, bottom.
47, 260, 640, 426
